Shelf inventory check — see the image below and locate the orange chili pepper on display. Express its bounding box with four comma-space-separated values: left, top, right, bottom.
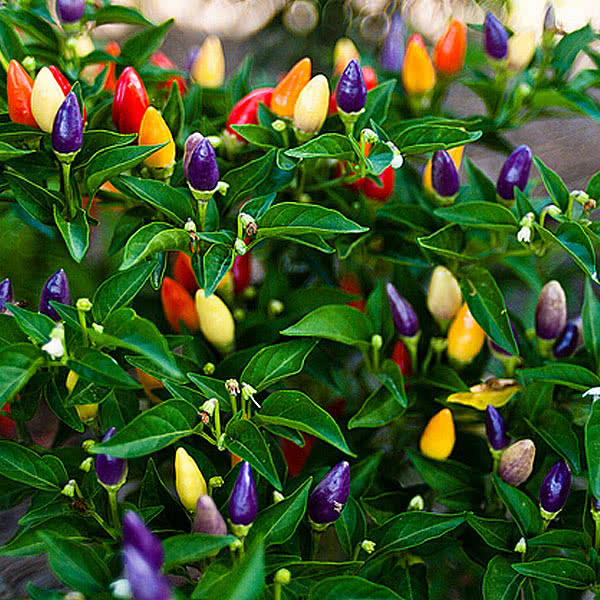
161, 277, 199, 333
138, 106, 175, 169
420, 408, 455, 460
447, 303, 485, 365
7, 60, 37, 128
270, 57, 311, 119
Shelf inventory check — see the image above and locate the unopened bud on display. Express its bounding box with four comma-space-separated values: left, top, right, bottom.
185, 219, 197, 233
234, 238, 248, 256
226, 379, 240, 396
209, 476, 224, 491
360, 128, 378, 145
408, 494, 425, 511
203, 362, 215, 375
273, 491, 285, 504
361, 539, 376, 554
229, 538, 242, 552
274, 568, 291, 585
79, 457, 93, 472
82, 439, 96, 453
514, 537, 527, 553
201, 398, 217, 417
76, 298, 92, 312
272, 119, 287, 132
233, 308, 246, 321
61, 479, 76, 497
371, 334, 383, 351
268, 299, 284, 317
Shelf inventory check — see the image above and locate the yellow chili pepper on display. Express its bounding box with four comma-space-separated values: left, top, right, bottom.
191, 35, 225, 88
333, 37, 359, 75
175, 447, 207, 512
423, 145, 464, 192
292, 74, 329, 140
31, 67, 66, 132
402, 34, 436, 96
420, 408, 455, 460
194, 289, 235, 354
426, 265, 462, 322
507, 31, 536, 71
138, 106, 175, 169
447, 379, 521, 410
270, 57, 311, 119
447, 303, 486, 365
66, 370, 99, 422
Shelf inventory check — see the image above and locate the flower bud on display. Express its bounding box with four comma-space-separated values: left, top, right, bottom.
186, 138, 219, 192
95, 427, 127, 487
190, 35, 225, 88
161, 277, 199, 333
274, 568, 291, 585
484, 13, 508, 60
0, 278, 13, 314
485, 406, 508, 450
402, 34, 435, 96
56, 0, 85, 24
447, 303, 485, 365
386, 282, 419, 337
419, 408, 455, 460
333, 38, 359, 75
408, 494, 425, 511
379, 13, 405, 72
195, 289, 235, 354
123, 545, 171, 600
175, 447, 207, 512
229, 462, 258, 526
335, 59, 366, 114
543, 3, 556, 33
122, 511, 164, 571
293, 74, 329, 138
496, 145, 532, 202
67, 370, 79, 393
31, 67, 66, 133
499, 439, 535, 485
507, 31, 536, 71
308, 461, 350, 525
271, 57, 311, 119
431, 149, 460, 199
535, 280, 567, 341
539, 459, 571, 515
426, 266, 462, 322
194, 494, 227, 535
40, 268, 71, 321
433, 19, 467, 76
112, 67, 149, 135
52, 92, 83, 156
138, 107, 175, 169
553, 319, 582, 359
514, 537, 527, 553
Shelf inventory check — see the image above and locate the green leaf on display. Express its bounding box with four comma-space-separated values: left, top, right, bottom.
120, 19, 174, 68
460, 266, 518, 355
45, 379, 84, 433
281, 305, 374, 351
8, 304, 55, 344
120, 222, 189, 270
0, 441, 66, 490
0, 9, 59, 50
533, 156, 569, 212
256, 390, 354, 456
0, 141, 32, 161
552, 24, 597, 76
93, 4, 154, 27
5, 170, 60, 224
583, 277, 600, 371
395, 125, 482, 155
285, 134, 354, 160
483, 556, 524, 600
185, 374, 231, 408
356, 80, 396, 131
224, 419, 282, 490
53, 206, 90, 263
585, 396, 600, 499
203, 244, 234, 297
335, 496, 366, 557
162, 534, 238, 570
464, 158, 497, 203
435, 202, 518, 230
518, 364, 600, 390
163, 80, 185, 141
521, 578, 558, 600
90, 399, 197, 458
417, 224, 467, 262
246, 477, 312, 548
0, 18, 25, 62
512, 559, 595, 589
223, 150, 276, 212
73, 130, 137, 170
528, 529, 590, 550
232, 124, 280, 149
309, 576, 403, 600
241, 339, 318, 391
0, 344, 44, 404
466, 513, 517, 551
491, 474, 543, 537
68, 347, 141, 389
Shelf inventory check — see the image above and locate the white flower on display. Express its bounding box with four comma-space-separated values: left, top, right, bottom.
583, 387, 600, 398
385, 141, 404, 169
110, 578, 132, 599
517, 226, 532, 243
42, 323, 65, 360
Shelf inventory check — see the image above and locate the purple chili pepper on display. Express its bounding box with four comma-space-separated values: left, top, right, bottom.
194, 494, 228, 536
308, 461, 350, 525
485, 406, 509, 451
539, 459, 571, 514
52, 92, 83, 156
187, 138, 219, 192
122, 511, 164, 572
484, 13, 508, 60
95, 427, 127, 487
431, 150, 460, 198
336, 59, 367, 114
123, 545, 171, 600
229, 462, 258, 526
535, 280, 567, 341
496, 145, 532, 201
0, 278, 13, 314
56, 0, 85, 24
386, 282, 419, 337
183, 132, 204, 180
40, 269, 71, 321
379, 14, 405, 72
553, 320, 582, 358
499, 439, 536, 485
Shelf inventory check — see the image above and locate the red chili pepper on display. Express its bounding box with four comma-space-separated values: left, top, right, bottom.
150, 51, 187, 96
232, 253, 251, 295
0, 403, 16, 439
173, 251, 198, 295
282, 433, 316, 478
112, 66, 149, 134
392, 339, 413, 377
7, 60, 37, 128
103, 41, 120, 92
161, 277, 199, 333
362, 166, 396, 202
226, 87, 274, 141
433, 19, 467, 76
48, 65, 87, 122
340, 273, 366, 312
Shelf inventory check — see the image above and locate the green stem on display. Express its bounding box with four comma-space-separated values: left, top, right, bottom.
0, 48, 9, 72
107, 487, 119, 530
197, 200, 208, 232
310, 530, 322, 560
77, 309, 89, 347
214, 400, 222, 441
352, 543, 361, 561
281, 125, 290, 148
295, 166, 306, 201
89, 509, 118, 540
421, 341, 435, 375
229, 392, 238, 415
594, 518, 600, 552
62, 161, 76, 221
273, 583, 282, 600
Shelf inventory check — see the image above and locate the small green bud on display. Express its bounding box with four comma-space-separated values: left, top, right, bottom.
272, 119, 287, 132
82, 439, 96, 453
514, 537, 527, 554
61, 479, 76, 497
361, 539, 376, 554
273, 491, 285, 504
268, 299, 284, 317
203, 362, 216, 375
76, 298, 92, 312
79, 457, 93, 472
371, 334, 383, 351
408, 494, 425, 511
274, 568, 291, 585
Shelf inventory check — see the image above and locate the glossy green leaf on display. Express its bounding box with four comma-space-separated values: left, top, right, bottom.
120, 222, 189, 270
491, 474, 543, 537
552, 24, 597, 76
464, 158, 497, 203
203, 244, 234, 297
512, 559, 595, 589
45, 379, 84, 433
483, 556, 524, 600
73, 131, 137, 170
8, 305, 55, 345
533, 156, 569, 212
356, 80, 396, 131
232, 124, 280, 148
585, 396, 600, 499
120, 19, 174, 68
518, 364, 600, 390
163, 534, 238, 570
309, 576, 403, 600
335, 496, 366, 557
0, 442, 67, 490
223, 150, 276, 212
435, 202, 518, 230
93, 4, 154, 26
5, 170, 61, 224
583, 277, 600, 371
466, 514, 517, 551
528, 529, 590, 550
0, 9, 59, 49
417, 224, 467, 262
285, 134, 354, 160
68, 347, 141, 389
0, 344, 45, 404
53, 206, 90, 263
395, 125, 481, 155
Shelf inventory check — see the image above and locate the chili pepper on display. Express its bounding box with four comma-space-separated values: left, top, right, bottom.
496, 144, 532, 202
195, 289, 235, 354
427, 265, 462, 323
431, 149, 460, 201
499, 439, 535, 485
293, 74, 329, 140
380, 13, 405, 72
392, 339, 412, 377
75, 403, 98, 422
161, 277, 199, 333
122, 511, 164, 571
7, 60, 37, 128
507, 31, 536, 71
271, 57, 311, 119
138, 106, 175, 169
0, 278, 13, 314
112, 67, 150, 135
95, 427, 127, 487
136, 368, 164, 405
484, 13, 508, 60
340, 273, 366, 312
30, 67, 66, 133
362, 66, 378, 91
40, 269, 71, 321
423, 145, 463, 193
226, 87, 274, 141
173, 252, 198, 295
386, 283, 419, 337
433, 19, 467, 76
308, 461, 350, 525
419, 408, 455, 460
150, 51, 186, 95
183, 132, 204, 179
48, 65, 87, 122
485, 406, 509, 451
52, 92, 83, 156
175, 447, 207, 512
190, 35, 225, 88
123, 545, 171, 600
194, 494, 227, 535
539, 459, 571, 516
447, 379, 521, 410
57, 0, 85, 24
232, 253, 251, 295
362, 166, 396, 202
553, 319, 582, 358
402, 34, 436, 96
535, 280, 566, 341
333, 38, 359, 76
282, 433, 316, 478
0, 403, 16, 439
543, 4, 556, 34
447, 303, 485, 365
186, 138, 219, 192
229, 461, 258, 526
336, 59, 366, 115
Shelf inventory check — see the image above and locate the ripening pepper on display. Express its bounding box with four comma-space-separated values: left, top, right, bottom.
282, 433, 317, 478
112, 67, 150, 134
293, 74, 329, 140
420, 409, 455, 460
0, 403, 16, 439
138, 107, 175, 169
271, 57, 311, 118
186, 138, 219, 193
336, 59, 367, 115
190, 35, 225, 88
499, 439, 535, 485
535, 280, 567, 341
102, 41, 120, 92
485, 406, 509, 451
392, 339, 412, 377
447, 303, 485, 365
31, 67, 66, 133
427, 265, 462, 322
402, 34, 436, 96
0, 278, 13, 314
226, 87, 274, 141
423, 145, 463, 193
194, 494, 227, 535
67, 370, 99, 421
232, 253, 251, 295
173, 252, 198, 295
496, 144, 532, 202
52, 92, 83, 156
553, 319, 582, 358
136, 368, 165, 405
363, 166, 396, 202
40, 269, 71, 321
95, 427, 127, 487
56, 0, 85, 24
380, 13, 405, 72
175, 447, 207, 512
308, 461, 350, 525
386, 282, 419, 338
362, 66, 378, 91
123, 545, 171, 600
122, 511, 164, 571
194, 289, 235, 354
431, 149, 460, 200
161, 277, 199, 333
183, 132, 204, 180
484, 13, 508, 60
340, 273, 366, 312
229, 461, 258, 526
333, 38, 359, 76
539, 459, 571, 516
7, 60, 37, 128
433, 19, 467, 75
507, 31, 536, 71
150, 51, 187, 96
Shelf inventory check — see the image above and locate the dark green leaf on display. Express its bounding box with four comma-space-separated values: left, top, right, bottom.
553, 24, 597, 76
309, 576, 403, 600
583, 277, 600, 371
8, 304, 55, 345
53, 206, 90, 263
435, 202, 518, 230
120, 19, 174, 68
68, 347, 141, 389
491, 474, 543, 537
483, 556, 524, 600
356, 80, 396, 131
120, 222, 189, 270
93, 5, 153, 27
518, 364, 600, 390
585, 396, 600, 499
6, 170, 61, 224
0, 344, 44, 404
533, 156, 569, 212
285, 134, 354, 160
395, 125, 482, 155
0, 441, 66, 490
232, 124, 280, 149
512, 559, 595, 589
163, 534, 237, 570
73, 130, 137, 170
203, 244, 234, 297
466, 513, 517, 551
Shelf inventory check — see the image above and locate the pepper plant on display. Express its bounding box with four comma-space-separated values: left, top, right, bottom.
2, 1, 600, 599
